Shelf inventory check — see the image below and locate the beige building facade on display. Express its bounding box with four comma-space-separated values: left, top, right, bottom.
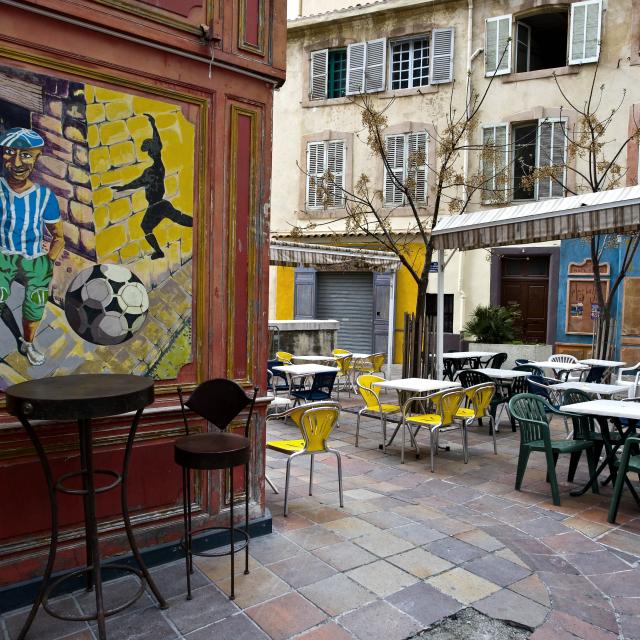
272, 0, 640, 360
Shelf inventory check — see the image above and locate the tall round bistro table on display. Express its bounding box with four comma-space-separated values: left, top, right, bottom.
5, 374, 167, 640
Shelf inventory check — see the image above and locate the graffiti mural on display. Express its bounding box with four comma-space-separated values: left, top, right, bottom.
0, 65, 194, 388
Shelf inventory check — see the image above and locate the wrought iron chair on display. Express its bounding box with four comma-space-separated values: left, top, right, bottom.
355, 374, 401, 452
266, 402, 343, 517
175, 379, 258, 600
291, 370, 337, 405
508, 393, 597, 506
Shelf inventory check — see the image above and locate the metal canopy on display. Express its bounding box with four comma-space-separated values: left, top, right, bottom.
269, 239, 401, 272
431, 185, 640, 251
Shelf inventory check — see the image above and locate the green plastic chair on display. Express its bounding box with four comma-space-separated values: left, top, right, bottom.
608, 436, 640, 523
508, 393, 597, 506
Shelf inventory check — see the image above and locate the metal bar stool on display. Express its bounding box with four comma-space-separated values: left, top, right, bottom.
175, 379, 258, 600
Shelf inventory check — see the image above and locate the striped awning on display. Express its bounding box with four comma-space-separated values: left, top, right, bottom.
431, 185, 640, 251
269, 239, 401, 272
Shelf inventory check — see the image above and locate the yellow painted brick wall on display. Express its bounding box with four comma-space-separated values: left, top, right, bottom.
85, 84, 195, 286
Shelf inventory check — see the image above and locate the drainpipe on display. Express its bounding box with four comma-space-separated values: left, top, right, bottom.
298, 0, 303, 18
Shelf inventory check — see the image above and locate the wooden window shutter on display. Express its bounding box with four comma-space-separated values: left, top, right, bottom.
310, 49, 329, 99
481, 124, 509, 201
408, 132, 428, 202
346, 42, 366, 95
306, 141, 326, 208
326, 140, 345, 207
485, 15, 512, 76
537, 119, 567, 199
384, 134, 406, 206
569, 0, 602, 65
365, 38, 387, 93
430, 28, 455, 84
294, 268, 316, 320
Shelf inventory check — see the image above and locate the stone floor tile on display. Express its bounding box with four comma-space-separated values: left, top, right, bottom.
195, 553, 256, 582
284, 525, 345, 550
392, 523, 447, 545
353, 530, 414, 557
541, 530, 603, 554
322, 517, 381, 540
429, 516, 476, 536
267, 550, 337, 588
591, 570, 640, 598
535, 610, 619, 640
474, 589, 549, 630
297, 507, 349, 524
249, 533, 302, 564
387, 547, 453, 578
427, 567, 501, 605
299, 574, 375, 617
517, 516, 571, 538
494, 546, 531, 569
245, 592, 326, 640
165, 584, 238, 634
455, 528, 504, 551
74, 576, 154, 621
563, 550, 632, 575
311, 541, 377, 571
550, 592, 618, 633
216, 566, 290, 609
346, 559, 417, 597
184, 612, 269, 639
386, 581, 462, 627
104, 605, 179, 640
463, 554, 532, 587
612, 597, 640, 615
272, 512, 315, 532
338, 600, 422, 640
425, 537, 486, 564
150, 560, 209, 600
597, 529, 640, 557
562, 516, 611, 539
295, 622, 356, 639
358, 511, 413, 530
620, 614, 640, 639
509, 574, 551, 608
391, 504, 443, 523
343, 489, 384, 501
4, 596, 88, 640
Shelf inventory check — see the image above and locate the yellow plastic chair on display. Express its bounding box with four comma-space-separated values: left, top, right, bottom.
266, 401, 343, 517
335, 354, 354, 399
355, 374, 401, 451
332, 348, 351, 357
275, 351, 294, 365
456, 383, 497, 455
403, 388, 467, 471
354, 353, 386, 378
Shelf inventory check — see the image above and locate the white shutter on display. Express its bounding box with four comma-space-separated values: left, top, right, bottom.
569, 0, 602, 65
365, 38, 386, 93
481, 124, 509, 201
485, 15, 512, 76
306, 141, 326, 208
536, 119, 566, 200
326, 140, 345, 207
408, 132, 428, 202
384, 134, 405, 206
346, 42, 366, 95
430, 28, 454, 84
310, 49, 328, 99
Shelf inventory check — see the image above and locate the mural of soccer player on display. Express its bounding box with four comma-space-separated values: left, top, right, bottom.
113, 113, 193, 260
0, 128, 64, 366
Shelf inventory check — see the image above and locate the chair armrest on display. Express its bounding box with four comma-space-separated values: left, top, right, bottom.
402, 392, 441, 415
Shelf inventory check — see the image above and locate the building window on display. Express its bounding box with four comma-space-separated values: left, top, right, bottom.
306, 140, 345, 209
390, 36, 430, 90
383, 132, 428, 206
513, 123, 537, 200
426, 293, 454, 333
327, 49, 347, 98
485, 1, 602, 76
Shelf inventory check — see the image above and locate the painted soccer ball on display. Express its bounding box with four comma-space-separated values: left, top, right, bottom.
64, 264, 149, 345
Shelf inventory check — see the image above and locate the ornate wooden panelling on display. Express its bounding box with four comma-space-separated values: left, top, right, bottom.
240, 0, 265, 55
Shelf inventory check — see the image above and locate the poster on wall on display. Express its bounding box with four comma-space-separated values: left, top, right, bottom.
0, 64, 194, 390
565, 278, 608, 335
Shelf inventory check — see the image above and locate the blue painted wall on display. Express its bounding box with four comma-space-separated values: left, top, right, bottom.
557, 236, 640, 357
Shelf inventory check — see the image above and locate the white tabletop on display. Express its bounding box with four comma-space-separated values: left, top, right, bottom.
578, 359, 627, 368
530, 361, 590, 371
374, 378, 461, 393
441, 352, 496, 360
273, 364, 339, 376
560, 399, 640, 420
292, 355, 336, 362
468, 368, 530, 379
553, 381, 629, 396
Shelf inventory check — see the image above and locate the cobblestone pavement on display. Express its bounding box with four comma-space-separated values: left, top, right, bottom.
2, 396, 639, 639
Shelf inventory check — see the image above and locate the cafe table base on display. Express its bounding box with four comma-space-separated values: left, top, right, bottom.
5, 375, 167, 640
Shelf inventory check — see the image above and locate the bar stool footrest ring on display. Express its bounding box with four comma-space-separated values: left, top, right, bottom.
181, 525, 249, 558
42, 563, 145, 621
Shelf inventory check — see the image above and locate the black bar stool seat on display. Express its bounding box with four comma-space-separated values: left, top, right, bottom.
176, 379, 258, 602
174, 433, 250, 470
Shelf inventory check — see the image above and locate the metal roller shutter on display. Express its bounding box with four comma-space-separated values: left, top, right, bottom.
316, 272, 373, 352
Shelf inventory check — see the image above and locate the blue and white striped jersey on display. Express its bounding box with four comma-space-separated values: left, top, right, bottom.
0, 178, 61, 258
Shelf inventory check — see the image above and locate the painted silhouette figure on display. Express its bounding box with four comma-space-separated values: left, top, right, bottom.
114, 114, 192, 259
